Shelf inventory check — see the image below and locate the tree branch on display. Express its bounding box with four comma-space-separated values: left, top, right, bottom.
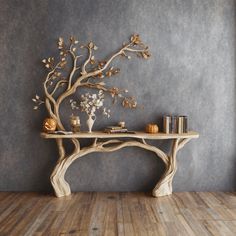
41, 35, 150, 131
50, 80, 68, 96
81, 46, 92, 75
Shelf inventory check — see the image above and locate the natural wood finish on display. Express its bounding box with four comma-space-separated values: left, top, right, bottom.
41, 131, 199, 140
41, 131, 199, 198
0, 192, 236, 236
37, 35, 199, 199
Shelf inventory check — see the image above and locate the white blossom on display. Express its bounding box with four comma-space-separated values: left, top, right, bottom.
70, 91, 111, 118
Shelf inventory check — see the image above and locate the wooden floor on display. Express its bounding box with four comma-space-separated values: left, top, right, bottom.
0, 192, 236, 236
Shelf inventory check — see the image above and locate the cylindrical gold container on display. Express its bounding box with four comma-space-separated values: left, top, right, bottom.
70, 115, 80, 133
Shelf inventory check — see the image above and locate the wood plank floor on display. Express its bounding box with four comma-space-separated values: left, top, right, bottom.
0, 192, 236, 236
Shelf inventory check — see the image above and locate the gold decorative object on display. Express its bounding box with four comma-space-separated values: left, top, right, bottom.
43, 118, 57, 133
146, 123, 159, 133
70, 115, 80, 133
118, 121, 125, 128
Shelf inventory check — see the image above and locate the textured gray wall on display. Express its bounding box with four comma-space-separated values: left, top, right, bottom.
0, 0, 235, 193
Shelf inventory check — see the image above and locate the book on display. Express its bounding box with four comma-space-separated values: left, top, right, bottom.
171, 116, 177, 133
163, 115, 171, 134
183, 116, 188, 133
163, 115, 188, 134
177, 116, 184, 134
106, 126, 127, 130
104, 128, 128, 133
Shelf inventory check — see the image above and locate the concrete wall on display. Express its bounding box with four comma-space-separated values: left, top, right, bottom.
0, 0, 235, 193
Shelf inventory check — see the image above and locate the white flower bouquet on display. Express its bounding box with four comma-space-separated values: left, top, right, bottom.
70, 90, 110, 117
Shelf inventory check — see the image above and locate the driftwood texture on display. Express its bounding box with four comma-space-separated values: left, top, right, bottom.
42, 132, 199, 197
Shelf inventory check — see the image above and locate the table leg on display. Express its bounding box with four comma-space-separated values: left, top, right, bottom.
152, 138, 192, 197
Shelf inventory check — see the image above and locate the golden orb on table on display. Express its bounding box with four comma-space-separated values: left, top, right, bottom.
43, 118, 57, 133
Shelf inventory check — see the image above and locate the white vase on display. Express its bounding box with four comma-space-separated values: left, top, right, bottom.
86, 114, 96, 133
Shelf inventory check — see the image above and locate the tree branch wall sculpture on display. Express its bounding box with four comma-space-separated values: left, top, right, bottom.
33, 34, 151, 131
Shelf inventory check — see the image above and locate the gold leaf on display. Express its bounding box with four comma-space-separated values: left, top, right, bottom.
141, 51, 151, 59
45, 64, 50, 68
122, 97, 137, 108
59, 61, 67, 67
32, 98, 37, 102
33, 106, 38, 110
42, 59, 46, 63
97, 72, 104, 79
36, 95, 39, 99
93, 45, 98, 50
106, 71, 112, 77
131, 34, 141, 45
72, 47, 76, 52
74, 40, 79, 44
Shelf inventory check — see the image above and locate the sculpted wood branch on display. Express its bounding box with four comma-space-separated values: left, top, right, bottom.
46, 132, 199, 198
33, 35, 150, 132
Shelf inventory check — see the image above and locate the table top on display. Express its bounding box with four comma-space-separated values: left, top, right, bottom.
41, 131, 199, 140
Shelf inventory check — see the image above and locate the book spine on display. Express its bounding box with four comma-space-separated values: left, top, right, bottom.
163, 116, 171, 133
178, 116, 183, 134
171, 116, 177, 133
183, 116, 188, 133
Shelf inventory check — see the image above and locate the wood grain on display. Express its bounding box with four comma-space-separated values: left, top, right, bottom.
0, 192, 235, 236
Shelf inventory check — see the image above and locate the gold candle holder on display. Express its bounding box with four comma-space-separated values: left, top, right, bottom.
70, 115, 80, 133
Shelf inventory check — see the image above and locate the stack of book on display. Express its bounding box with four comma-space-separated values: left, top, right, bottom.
163, 115, 188, 134
104, 126, 128, 133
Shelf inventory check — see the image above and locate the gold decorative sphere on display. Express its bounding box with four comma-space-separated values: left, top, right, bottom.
43, 118, 57, 133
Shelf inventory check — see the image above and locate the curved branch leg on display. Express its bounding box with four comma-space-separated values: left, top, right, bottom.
50, 160, 71, 197
50, 139, 169, 197
152, 139, 178, 197
50, 138, 192, 198
50, 138, 80, 197
152, 138, 192, 197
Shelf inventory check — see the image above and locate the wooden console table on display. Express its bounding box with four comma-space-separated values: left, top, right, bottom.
41, 131, 199, 198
